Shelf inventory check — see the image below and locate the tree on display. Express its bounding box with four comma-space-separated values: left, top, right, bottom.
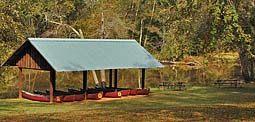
208, 0, 254, 81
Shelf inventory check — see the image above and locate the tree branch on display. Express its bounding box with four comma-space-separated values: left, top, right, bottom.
44, 14, 81, 37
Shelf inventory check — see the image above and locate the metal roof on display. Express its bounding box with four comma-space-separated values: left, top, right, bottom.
3, 38, 163, 71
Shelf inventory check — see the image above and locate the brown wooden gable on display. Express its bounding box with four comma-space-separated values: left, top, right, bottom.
2, 41, 52, 70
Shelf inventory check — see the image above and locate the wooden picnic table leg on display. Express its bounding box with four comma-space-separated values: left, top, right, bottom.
167, 83, 170, 89
163, 82, 166, 90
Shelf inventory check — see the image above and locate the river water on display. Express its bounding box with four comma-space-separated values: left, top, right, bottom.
0, 62, 242, 98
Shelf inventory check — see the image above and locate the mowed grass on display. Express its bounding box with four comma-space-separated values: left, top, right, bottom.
0, 84, 255, 122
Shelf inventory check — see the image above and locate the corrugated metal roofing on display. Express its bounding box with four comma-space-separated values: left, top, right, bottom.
22, 38, 163, 71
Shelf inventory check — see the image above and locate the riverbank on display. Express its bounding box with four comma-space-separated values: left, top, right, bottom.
0, 84, 254, 122
160, 52, 239, 66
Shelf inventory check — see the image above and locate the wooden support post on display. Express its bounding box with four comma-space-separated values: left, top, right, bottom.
51, 70, 56, 92
114, 69, 118, 89
18, 68, 23, 100
50, 70, 56, 103
109, 69, 112, 88
141, 68, 145, 89
83, 71, 88, 100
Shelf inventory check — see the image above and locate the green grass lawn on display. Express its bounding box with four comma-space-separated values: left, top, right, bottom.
0, 84, 255, 122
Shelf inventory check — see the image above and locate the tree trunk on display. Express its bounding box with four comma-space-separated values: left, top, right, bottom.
132, 0, 140, 39
139, 19, 143, 45
92, 70, 100, 87
238, 48, 254, 82
250, 58, 254, 80
144, 0, 157, 47
138, 19, 144, 88
100, 10, 106, 88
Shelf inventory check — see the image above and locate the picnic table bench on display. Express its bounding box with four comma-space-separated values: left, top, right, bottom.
214, 79, 244, 88
159, 82, 170, 89
159, 81, 186, 90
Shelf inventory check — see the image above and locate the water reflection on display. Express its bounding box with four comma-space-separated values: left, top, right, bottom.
0, 63, 242, 98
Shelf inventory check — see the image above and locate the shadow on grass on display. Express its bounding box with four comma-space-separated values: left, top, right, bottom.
0, 104, 254, 122
151, 85, 255, 105
0, 85, 254, 121
0, 100, 39, 108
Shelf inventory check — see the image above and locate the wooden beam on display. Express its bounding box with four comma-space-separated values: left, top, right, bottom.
83, 71, 88, 100
141, 68, 145, 89
18, 68, 23, 100
114, 69, 118, 89
109, 69, 112, 88
49, 70, 56, 103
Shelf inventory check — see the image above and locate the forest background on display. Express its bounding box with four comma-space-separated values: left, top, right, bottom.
0, 0, 255, 91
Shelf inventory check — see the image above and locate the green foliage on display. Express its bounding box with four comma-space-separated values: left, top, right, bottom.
1, 0, 253, 60
0, 0, 255, 85
207, 1, 254, 81
0, 0, 253, 56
